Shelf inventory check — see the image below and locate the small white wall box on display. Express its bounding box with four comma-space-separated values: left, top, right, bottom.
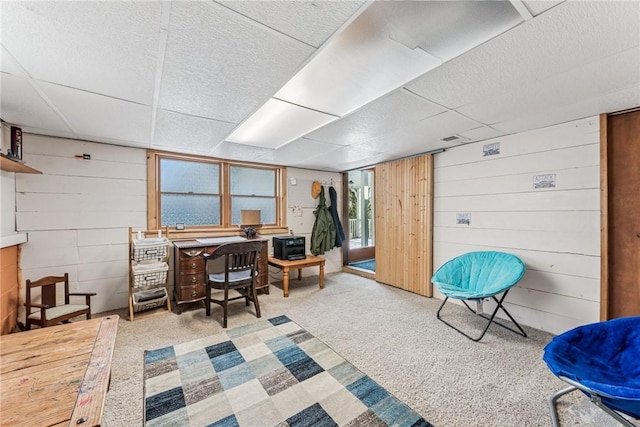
241, 210, 261, 226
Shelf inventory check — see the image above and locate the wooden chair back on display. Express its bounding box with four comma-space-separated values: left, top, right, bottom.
25, 273, 95, 330
205, 241, 263, 287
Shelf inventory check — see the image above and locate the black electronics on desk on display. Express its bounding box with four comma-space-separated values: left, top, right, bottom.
273, 236, 306, 260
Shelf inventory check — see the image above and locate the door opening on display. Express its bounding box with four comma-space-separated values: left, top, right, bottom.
345, 169, 375, 270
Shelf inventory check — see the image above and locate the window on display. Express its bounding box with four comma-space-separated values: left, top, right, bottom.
230, 166, 276, 225
159, 158, 220, 227
148, 152, 286, 232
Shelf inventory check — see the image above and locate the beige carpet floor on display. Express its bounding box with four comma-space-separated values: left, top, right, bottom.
102, 272, 623, 427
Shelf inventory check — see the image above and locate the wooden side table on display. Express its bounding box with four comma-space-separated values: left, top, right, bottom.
268, 255, 325, 297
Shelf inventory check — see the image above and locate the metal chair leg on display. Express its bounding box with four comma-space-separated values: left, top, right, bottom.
552, 377, 639, 427
548, 386, 578, 427
437, 291, 527, 341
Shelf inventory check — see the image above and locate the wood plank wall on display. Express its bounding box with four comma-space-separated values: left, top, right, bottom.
0, 246, 19, 334
15, 134, 147, 317
375, 155, 433, 296
433, 117, 601, 335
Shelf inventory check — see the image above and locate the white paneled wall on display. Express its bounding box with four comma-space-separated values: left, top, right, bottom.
17, 134, 146, 318
14, 135, 344, 318
271, 168, 343, 281
433, 116, 600, 335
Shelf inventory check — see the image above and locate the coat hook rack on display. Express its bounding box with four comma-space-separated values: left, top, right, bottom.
319, 178, 335, 186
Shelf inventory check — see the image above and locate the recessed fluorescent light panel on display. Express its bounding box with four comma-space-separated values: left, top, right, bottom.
227, 1, 523, 150
226, 98, 338, 149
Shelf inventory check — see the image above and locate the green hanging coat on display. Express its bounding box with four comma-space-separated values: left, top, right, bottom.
311, 187, 336, 256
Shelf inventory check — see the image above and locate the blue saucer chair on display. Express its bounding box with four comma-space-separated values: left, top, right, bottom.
543, 316, 640, 427
431, 251, 527, 342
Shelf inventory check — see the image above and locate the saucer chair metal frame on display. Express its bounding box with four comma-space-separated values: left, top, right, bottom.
544, 316, 640, 427
432, 251, 528, 342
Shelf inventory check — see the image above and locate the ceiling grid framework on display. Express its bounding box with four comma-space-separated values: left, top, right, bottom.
0, 0, 638, 172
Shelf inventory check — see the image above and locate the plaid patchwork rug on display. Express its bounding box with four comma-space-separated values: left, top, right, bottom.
144, 315, 433, 427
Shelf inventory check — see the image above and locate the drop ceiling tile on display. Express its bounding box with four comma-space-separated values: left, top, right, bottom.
522, 0, 565, 17
405, 1, 640, 109
1, 2, 162, 105
217, 1, 365, 48
292, 147, 393, 172
37, 81, 152, 146
159, 1, 314, 123
457, 47, 640, 125
0, 73, 71, 132
493, 85, 640, 135
0, 47, 26, 76
256, 138, 342, 164
349, 111, 483, 157
152, 110, 235, 155
209, 141, 273, 162
457, 126, 506, 143
305, 89, 445, 145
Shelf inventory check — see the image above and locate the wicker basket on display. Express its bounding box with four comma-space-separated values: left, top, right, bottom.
132, 287, 168, 312
131, 262, 169, 289
132, 237, 169, 262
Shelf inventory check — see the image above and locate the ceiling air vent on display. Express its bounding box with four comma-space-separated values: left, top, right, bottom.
441, 135, 460, 142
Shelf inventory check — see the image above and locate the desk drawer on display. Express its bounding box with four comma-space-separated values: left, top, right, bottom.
179, 258, 204, 272
178, 283, 205, 301
178, 248, 205, 261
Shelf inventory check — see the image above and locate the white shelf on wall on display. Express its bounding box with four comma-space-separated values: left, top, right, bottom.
0, 233, 27, 249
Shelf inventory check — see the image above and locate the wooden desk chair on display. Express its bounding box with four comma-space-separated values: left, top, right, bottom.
203, 241, 262, 328
25, 273, 96, 330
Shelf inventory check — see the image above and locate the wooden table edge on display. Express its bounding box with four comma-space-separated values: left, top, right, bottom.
68, 315, 119, 426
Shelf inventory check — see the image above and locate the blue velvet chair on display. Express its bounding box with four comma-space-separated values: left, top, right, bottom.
431, 251, 527, 342
543, 317, 640, 427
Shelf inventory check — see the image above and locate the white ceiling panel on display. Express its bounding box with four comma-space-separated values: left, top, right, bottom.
405, 1, 640, 110
216, 1, 365, 48
0, 73, 71, 132
1, 1, 638, 173
256, 138, 343, 164
0, 47, 25, 76
349, 111, 483, 156
159, 1, 315, 123
1, 1, 162, 105
293, 146, 393, 172
305, 89, 445, 146
209, 141, 273, 162
37, 82, 152, 146
458, 46, 640, 125
522, 0, 566, 17
457, 126, 506, 143
493, 85, 640, 135
152, 110, 235, 155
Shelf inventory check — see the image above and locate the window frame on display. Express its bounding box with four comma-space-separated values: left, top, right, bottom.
147, 151, 288, 236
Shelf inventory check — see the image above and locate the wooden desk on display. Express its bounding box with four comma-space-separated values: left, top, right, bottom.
173, 237, 269, 307
268, 255, 325, 297
0, 316, 119, 427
